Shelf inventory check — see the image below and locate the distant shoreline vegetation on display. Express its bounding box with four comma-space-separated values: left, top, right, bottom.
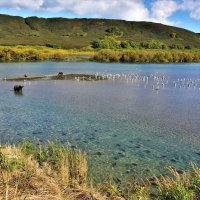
93, 49, 200, 63
0, 45, 95, 62
0, 45, 199, 63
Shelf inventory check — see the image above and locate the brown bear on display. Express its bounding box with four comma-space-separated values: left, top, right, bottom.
14, 85, 24, 92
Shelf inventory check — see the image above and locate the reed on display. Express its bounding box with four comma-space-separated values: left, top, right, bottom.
156, 164, 200, 200
1, 142, 200, 200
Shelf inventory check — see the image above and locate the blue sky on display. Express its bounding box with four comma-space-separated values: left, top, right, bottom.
0, 0, 199, 32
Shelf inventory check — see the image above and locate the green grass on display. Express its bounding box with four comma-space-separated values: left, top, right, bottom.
156, 166, 200, 200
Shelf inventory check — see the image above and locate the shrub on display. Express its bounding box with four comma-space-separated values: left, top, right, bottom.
29, 30, 40, 37
141, 40, 167, 49
169, 44, 184, 50
92, 36, 120, 49
120, 41, 131, 49
106, 26, 123, 37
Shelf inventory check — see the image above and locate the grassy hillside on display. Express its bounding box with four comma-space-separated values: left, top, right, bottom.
0, 14, 199, 49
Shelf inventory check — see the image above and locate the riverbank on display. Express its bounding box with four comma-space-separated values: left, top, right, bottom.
0, 142, 200, 200
0, 45, 200, 63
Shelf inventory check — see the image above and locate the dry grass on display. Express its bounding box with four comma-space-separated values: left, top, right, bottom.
0, 142, 123, 200
0, 142, 91, 200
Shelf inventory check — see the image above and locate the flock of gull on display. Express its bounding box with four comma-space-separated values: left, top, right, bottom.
78, 72, 200, 92
1, 72, 200, 92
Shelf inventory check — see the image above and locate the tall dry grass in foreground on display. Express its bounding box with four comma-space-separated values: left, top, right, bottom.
1, 142, 200, 200
0, 141, 89, 200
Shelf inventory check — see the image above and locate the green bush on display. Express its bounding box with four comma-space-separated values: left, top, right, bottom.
169, 44, 185, 50
120, 41, 131, 49
29, 30, 40, 37
92, 36, 120, 49
106, 26, 123, 37
141, 40, 167, 49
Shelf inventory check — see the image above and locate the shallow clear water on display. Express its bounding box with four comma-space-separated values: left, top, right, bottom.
0, 62, 200, 183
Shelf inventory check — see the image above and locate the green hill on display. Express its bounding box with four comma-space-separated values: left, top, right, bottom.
0, 14, 199, 49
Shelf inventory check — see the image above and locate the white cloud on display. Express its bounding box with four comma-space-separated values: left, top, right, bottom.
0, 0, 199, 25
181, 0, 200, 20
13, 0, 44, 10
0, 0, 44, 10
0, 0, 15, 8
42, 0, 150, 21
151, 0, 179, 24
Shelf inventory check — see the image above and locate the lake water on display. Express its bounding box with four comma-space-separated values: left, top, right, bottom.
0, 62, 200, 183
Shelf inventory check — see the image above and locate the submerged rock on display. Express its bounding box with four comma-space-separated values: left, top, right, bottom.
112, 162, 117, 167
177, 169, 184, 174
32, 131, 42, 135
131, 162, 138, 166
170, 158, 177, 163
118, 151, 126, 157
113, 156, 119, 160
134, 144, 141, 149
144, 150, 151, 154
96, 152, 102, 156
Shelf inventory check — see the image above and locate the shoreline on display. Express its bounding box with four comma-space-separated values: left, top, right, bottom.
2, 73, 107, 82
